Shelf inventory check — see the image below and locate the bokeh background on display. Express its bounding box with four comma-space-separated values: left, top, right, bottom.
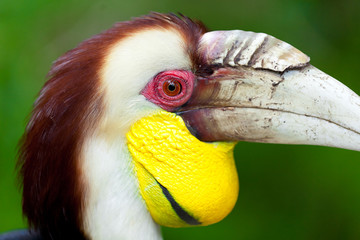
1, 0, 360, 239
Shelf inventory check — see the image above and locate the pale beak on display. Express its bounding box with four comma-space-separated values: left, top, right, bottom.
179, 30, 360, 152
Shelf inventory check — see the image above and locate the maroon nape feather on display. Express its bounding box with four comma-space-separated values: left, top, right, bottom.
18, 29, 106, 240
17, 13, 207, 240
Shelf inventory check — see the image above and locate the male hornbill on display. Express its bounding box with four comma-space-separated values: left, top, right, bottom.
4, 13, 360, 240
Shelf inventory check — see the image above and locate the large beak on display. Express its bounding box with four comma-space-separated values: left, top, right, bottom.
179, 30, 360, 152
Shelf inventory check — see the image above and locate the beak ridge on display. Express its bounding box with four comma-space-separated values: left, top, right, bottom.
199, 30, 310, 72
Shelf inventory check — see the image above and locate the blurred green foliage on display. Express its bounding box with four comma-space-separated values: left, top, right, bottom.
1, 0, 360, 239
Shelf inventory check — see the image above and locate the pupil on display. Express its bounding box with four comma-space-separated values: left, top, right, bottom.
168, 83, 176, 91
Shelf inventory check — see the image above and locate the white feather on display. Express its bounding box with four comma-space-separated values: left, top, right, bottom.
81, 28, 192, 240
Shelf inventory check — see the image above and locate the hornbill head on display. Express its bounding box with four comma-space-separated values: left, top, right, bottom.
18, 13, 360, 239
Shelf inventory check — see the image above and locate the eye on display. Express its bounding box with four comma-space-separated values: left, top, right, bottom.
163, 79, 182, 96
141, 70, 195, 112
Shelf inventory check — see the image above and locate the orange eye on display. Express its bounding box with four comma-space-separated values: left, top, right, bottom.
163, 79, 182, 96
142, 70, 195, 111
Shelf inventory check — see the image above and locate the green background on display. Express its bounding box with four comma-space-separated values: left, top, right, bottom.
1, 0, 360, 239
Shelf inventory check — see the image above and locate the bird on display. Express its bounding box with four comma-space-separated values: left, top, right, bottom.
3, 12, 360, 240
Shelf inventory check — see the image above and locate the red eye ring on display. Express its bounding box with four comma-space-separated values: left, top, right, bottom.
163, 79, 182, 96
141, 70, 195, 112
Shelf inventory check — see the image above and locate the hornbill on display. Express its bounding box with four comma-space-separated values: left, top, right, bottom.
3, 13, 360, 240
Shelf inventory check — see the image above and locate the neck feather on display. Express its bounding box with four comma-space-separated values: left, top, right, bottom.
81, 135, 162, 240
